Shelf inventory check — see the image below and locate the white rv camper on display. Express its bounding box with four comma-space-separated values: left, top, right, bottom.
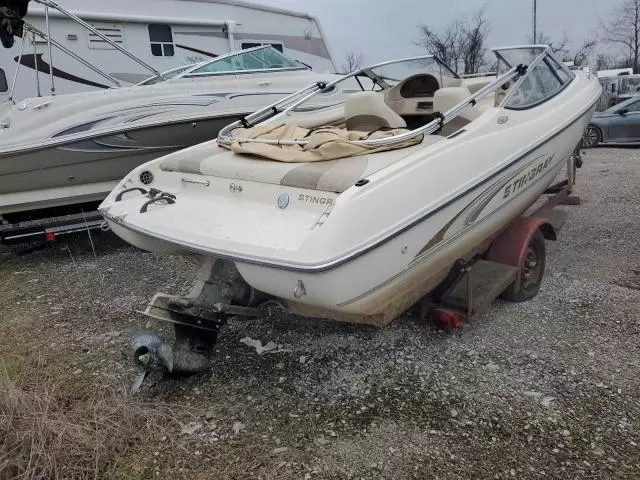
0, 0, 336, 102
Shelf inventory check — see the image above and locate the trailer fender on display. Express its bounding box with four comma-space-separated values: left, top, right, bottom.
486, 216, 556, 268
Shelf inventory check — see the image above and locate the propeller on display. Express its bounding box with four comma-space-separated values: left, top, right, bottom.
130, 330, 174, 394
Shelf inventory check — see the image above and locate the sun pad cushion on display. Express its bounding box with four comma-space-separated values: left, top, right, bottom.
160, 125, 442, 193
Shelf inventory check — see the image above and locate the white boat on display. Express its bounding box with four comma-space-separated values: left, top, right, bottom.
0, 45, 344, 215
0, 0, 336, 102
98, 46, 602, 384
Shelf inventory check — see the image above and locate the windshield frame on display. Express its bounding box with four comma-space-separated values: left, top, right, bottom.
277, 54, 458, 115
351, 55, 460, 91
361, 55, 460, 79
135, 63, 205, 86
492, 44, 551, 68
492, 45, 577, 110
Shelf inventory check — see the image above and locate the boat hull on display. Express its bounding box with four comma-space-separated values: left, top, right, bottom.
0, 66, 344, 215
0, 116, 238, 214
234, 118, 581, 325
104, 103, 595, 326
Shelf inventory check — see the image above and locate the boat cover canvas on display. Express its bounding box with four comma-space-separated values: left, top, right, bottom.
217, 123, 424, 163
160, 129, 441, 193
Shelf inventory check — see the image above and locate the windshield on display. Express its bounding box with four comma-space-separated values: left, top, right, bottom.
351, 56, 460, 91
493, 46, 548, 74
491, 46, 575, 107
606, 96, 640, 112
184, 46, 306, 76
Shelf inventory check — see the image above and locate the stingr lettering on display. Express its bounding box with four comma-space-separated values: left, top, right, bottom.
298, 194, 334, 206
503, 155, 554, 199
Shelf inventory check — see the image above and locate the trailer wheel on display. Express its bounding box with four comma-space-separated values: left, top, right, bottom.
501, 230, 546, 302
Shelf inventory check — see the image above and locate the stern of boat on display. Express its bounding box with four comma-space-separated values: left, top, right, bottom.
98, 141, 340, 261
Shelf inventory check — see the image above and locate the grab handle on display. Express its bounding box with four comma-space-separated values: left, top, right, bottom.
115, 187, 147, 202
140, 197, 176, 213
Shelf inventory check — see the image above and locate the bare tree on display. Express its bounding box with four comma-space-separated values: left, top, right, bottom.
416, 19, 463, 73
614, 57, 635, 69
462, 10, 491, 74
601, 0, 640, 73
594, 51, 617, 71
570, 38, 598, 66
528, 32, 596, 66
530, 31, 570, 56
341, 51, 363, 73
592, 50, 634, 71
416, 9, 490, 74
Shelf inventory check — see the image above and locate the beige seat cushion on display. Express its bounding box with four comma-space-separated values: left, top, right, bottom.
160, 126, 443, 193
433, 86, 482, 136
344, 91, 407, 131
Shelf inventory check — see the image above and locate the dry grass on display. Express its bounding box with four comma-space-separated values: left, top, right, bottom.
0, 355, 182, 480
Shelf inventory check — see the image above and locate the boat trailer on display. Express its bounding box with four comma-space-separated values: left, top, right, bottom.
0, 211, 106, 247
428, 145, 583, 329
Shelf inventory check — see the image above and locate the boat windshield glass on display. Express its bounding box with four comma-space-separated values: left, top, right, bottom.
184, 46, 306, 76
493, 46, 547, 74
349, 56, 460, 91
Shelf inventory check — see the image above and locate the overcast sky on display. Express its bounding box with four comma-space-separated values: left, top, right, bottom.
252, 0, 619, 67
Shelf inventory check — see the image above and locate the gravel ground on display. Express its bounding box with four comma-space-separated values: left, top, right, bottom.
1, 147, 639, 479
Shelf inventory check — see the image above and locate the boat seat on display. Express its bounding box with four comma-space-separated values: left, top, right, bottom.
344, 91, 407, 132
160, 135, 443, 193
433, 87, 481, 136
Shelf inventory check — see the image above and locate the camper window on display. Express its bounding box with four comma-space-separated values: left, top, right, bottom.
149, 24, 174, 57
242, 42, 284, 53
0, 68, 7, 93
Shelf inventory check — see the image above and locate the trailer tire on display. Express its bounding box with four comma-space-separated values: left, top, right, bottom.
501, 230, 546, 302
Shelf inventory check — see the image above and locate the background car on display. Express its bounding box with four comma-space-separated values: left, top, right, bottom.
584, 96, 640, 147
